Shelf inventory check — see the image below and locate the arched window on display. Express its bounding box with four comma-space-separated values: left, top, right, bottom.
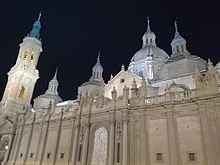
181, 45, 184, 52
0, 136, 9, 163
30, 51, 34, 62
91, 127, 108, 165
23, 50, 28, 60
19, 87, 25, 99
176, 45, 180, 52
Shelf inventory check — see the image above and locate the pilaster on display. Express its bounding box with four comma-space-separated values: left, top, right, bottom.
122, 110, 128, 165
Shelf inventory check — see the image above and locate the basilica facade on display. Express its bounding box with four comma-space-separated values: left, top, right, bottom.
0, 14, 220, 165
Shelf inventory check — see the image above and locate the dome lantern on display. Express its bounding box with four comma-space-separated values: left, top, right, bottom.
171, 21, 187, 55
142, 17, 156, 47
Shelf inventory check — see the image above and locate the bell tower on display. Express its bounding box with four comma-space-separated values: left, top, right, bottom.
0, 13, 43, 113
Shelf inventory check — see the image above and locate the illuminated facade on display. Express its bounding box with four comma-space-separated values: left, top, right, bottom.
0, 15, 220, 165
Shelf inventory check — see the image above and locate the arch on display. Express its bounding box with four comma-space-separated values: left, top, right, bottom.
30, 51, 35, 62
178, 84, 190, 90
23, 49, 28, 60
90, 127, 108, 165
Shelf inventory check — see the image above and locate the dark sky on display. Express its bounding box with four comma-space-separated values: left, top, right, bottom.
0, 0, 220, 101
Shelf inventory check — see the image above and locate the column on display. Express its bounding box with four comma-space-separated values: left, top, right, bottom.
140, 113, 147, 165
197, 101, 215, 165
108, 120, 115, 165
122, 111, 128, 165
70, 120, 80, 165
81, 123, 90, 165
166, 107, 179, 165
23, 114, 36, 164
38, 114, 51, 165
67, 118, 75, 165
51, 110, 63, 165
12, 114, 26, 164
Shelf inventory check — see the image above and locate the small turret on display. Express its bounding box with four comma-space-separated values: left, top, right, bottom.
78, 52, 105, 97
91, 51, 103, 80
46, 68, 59, 95
33, 69, 62, 110
142, 17, 156, 47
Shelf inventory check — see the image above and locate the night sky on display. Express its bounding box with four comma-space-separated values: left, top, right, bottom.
0, 0, 220, 101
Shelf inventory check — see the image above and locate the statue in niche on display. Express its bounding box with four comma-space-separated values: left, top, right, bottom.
90, 127, 108, 165
123, 85, 129, 99
111, 87, 117, 100
116, 122, 122, 140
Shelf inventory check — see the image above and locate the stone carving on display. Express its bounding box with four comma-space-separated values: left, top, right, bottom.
207, 59, 219, 92
96, 95, 105, 108
79, 126, 85, 142
131, 79, 139, 98
90, 127, 108, 165
194, 60, 219, 95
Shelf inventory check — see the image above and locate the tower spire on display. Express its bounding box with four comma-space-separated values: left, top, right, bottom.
38, 12, 42, 21
174, 21, 179, 35
53, 67, 58, 81
97, 51, 101, 65
29, 12, 42, 40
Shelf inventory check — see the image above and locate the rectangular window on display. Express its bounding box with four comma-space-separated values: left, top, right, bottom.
30, 153, 33, 158
117, 143, 120, 162
60, 153, 64, 159
138, 71, 143, 77
78, 144, 82, 161
20, 153, 23, 158
120, 78, 125, 83
47, 153, 51, 159
188, 152, 196, 161
19, 87, 25, 99
156, 153, 162, 161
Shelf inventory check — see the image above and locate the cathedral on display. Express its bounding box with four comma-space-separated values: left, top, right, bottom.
0, 13, 220, 165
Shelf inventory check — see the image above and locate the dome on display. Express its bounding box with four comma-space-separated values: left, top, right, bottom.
131, 44, 169, 61
128, 44, 169, 80
92, 53, 103, 71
